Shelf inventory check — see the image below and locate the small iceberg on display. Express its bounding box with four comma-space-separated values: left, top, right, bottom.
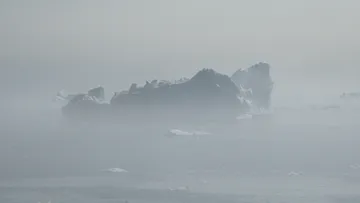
287, 171, 302, 176
168, 186, 190, 191
349, 164, 360, 170
236, 114, 253, 120
165, 129, 212, 137
103, 168, 129, 173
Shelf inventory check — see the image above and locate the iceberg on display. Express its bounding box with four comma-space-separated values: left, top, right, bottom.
231, 62, 273, 109
165, 129, 212, 137
58, 63, 274, 124
340, 92, 360, 99
103, 168, 129, 173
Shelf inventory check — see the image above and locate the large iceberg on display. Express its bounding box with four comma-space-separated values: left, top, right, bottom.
59, 64, 273, 124
231, 62, 273, 109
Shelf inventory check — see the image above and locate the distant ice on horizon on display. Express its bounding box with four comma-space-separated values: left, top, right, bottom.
166, 129, 212, 137
103, 168, 129, 173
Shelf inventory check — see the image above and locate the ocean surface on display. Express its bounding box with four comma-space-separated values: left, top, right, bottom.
1, 96, 360, 203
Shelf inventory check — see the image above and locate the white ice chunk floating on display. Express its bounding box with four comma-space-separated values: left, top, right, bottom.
166, 129, 212, 137
168, 186, 190, 191
349, 164, 360, 170
236, 114, 253, 120
287, 171, 302, 176
103, 168, 129, 173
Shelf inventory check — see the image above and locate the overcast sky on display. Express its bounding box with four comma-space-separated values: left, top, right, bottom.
1, 0, 360, 97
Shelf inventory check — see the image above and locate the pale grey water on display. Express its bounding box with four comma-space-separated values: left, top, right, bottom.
0, 97, 360, 203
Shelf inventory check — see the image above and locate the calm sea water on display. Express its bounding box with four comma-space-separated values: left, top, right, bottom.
0, 96, 359, 203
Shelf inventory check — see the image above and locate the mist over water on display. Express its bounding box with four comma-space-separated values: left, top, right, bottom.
1, 78, 360, 203
2, 1, 360, 202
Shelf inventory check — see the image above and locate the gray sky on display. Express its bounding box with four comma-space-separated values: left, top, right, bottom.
1, 0, 360, 97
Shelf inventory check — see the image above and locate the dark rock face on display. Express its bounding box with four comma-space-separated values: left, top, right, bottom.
231, 62, 273, 109
111, 69, 241, 106
110, 69, 248, 123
